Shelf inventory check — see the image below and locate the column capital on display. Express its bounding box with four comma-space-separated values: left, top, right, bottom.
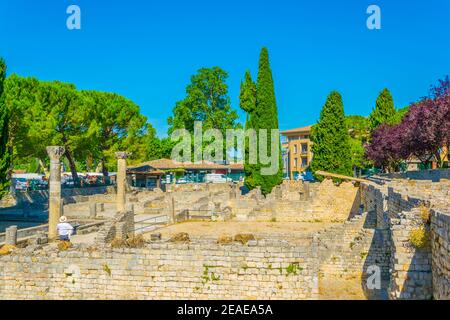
115, 151, 130, 159
46, 146, 65, 161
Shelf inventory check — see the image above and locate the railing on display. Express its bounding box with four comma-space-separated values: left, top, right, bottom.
134, 214, 168, 233
180, 209, 213, 221
134, 208, 229, 234
0, 219, 106, 245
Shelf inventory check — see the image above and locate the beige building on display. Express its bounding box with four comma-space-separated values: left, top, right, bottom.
281, 125, 313, 179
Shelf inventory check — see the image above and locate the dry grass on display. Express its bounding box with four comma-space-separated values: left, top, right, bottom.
409, 226, 430, 249
419, 204, 431, 224
0, 244, 16, 255
111, 234, 146, 248
146, 221, 336, 240
234, 233, 255, 244
169, 232, 190, 243
57, 241, 72, 251
319, 273, 366, 300
217, 235, 233, 244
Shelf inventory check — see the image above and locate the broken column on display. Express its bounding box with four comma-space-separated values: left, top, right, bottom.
5, 226, 18, 245
46, 146, 65, 239
168, 194, 176, 223
115, 151, 128, 212
89, 202, 97, 219
303, 181, 310, 200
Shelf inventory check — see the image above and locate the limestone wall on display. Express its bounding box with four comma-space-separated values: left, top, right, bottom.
0, 241, 319, 300
2, 186, 113, 209
379, 169, 450, 182
361, 176, 450, 300
431, 209, 450, 299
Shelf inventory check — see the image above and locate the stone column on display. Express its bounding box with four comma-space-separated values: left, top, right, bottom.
89, 202, 97, 219
115, 151, 128, 212
168, 194, 176, 223
303, 181, 310, 200
46, 146, 65, 239
5, 226, 18, 245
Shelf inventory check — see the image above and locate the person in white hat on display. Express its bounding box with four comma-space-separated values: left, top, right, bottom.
56, 216, 74, 241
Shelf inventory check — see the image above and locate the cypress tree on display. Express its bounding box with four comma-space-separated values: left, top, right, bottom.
369, 88, 396, 132
239, 48, 283, 194
239, 71, 257, 190
0, 58, 10, 197
254, 48, 283, 194
310, 91, 352, 180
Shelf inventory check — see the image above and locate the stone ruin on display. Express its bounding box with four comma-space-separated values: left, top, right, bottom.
0, 151, 448, 300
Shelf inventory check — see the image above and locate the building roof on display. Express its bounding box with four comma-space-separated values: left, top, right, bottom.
281, 125, 312, 135
128, 158, 244, 171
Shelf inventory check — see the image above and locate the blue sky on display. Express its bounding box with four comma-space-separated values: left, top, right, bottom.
1, 0, 449, 137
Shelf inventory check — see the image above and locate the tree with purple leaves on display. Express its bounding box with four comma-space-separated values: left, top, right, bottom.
366, 77, 449, 171
365, 123, 407, 172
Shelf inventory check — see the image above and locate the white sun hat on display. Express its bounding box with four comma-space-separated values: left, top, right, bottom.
59, 216, 68, 223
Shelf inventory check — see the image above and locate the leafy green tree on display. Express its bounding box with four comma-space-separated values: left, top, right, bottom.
5, 77, 67, 175
167, 67, 239, 159
310, 91, 352, 180
393, 106, 409, 124
81, 91, 149, 175
0, 58, 11, 197
346, 115, 371, 172
157, 137, 176, 159
369, 88, 396, 132
168, 67, 238, 133
4, 74, 161, 179
3, 75, 42, 168
38, 81, 87, 182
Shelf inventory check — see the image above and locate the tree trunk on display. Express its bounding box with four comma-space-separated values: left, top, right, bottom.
65, 151, 79, 184
101, 158, 109, 177
60, 132, 79, 184
38, 158, 49, 176
86, 154, 93, 172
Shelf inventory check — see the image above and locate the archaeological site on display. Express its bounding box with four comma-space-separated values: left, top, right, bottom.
0, 151, 448, 300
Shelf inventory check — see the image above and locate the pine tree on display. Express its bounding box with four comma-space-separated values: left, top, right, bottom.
369, 88, 396, 132
310, 91, 352, 180
0, 58, 11, 197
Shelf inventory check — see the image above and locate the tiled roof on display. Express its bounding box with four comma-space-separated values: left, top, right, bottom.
128, 158, 244, 171
281, 125, 313, 135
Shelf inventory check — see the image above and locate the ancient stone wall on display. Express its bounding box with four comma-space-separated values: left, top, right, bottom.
1, 186, 114, 209
379, 169, 450, 182
431, 209, 450, 299
0, 240, 319, 300
361, 176, 449, 300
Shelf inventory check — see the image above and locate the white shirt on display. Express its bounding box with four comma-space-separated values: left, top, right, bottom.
56, 222, 74, 236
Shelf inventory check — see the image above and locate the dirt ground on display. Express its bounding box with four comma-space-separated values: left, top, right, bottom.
318, 273, 367, 300
143, 220, 338, 239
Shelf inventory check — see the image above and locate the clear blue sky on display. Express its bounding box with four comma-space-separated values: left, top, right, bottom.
1, 0, 449, 137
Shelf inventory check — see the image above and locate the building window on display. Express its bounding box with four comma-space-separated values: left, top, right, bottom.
301, 157, 308, 168
289, 136, 299, 141
301, 143, 308, 154
293, 144, 297, 154
294, 158, 298, 168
